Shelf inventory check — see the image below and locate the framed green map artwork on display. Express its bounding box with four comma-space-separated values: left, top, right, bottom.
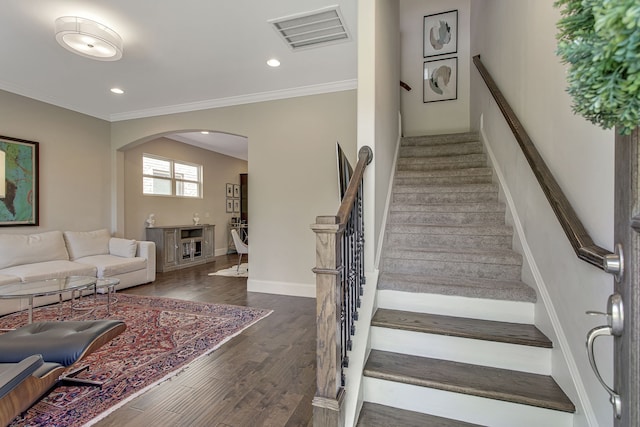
0, 135, 39, 226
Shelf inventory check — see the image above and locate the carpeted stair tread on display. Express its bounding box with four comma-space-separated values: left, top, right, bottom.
385, 233, 511, 251
385, 224, 513, 250
402, 132, 480, 146
389, 212, 505, 226
383, 246, 522, 265
382, 247, 523, 280
385, 223, 513, 236
397, 154, 487, 172
390, 202, 504, 213
357, 402, 482, 427
378, 272, 537, 302
395, 175, 493, 186
372, 309, 551, 348
388, 202, 506, 226
393, 183, 498, 194
400, 142, 484, 158
395, 167, 492, 178
364, 350, 576, 413
393, 191, 499, 204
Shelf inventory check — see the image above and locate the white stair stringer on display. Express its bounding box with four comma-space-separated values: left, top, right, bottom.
362, 377, 573, 427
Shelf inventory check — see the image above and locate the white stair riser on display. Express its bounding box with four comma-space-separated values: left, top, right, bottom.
370, 327, 552, 375
377, 290, 535, 324
362, 377, 573, 427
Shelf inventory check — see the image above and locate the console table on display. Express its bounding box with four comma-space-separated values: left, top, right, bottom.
146, 224, 215, 272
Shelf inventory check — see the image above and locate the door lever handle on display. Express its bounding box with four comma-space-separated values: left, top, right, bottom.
587, 325, 622, 418
585, 293, 623, 419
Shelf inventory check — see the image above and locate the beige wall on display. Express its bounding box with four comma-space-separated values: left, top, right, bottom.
400, 0, 471, 136
123, 137, 247, 253
112, 91, 357, 296
358, 0, 401, 270
0, 89, 111, 234
0, 87, 357, 296
470, 2, 614, 426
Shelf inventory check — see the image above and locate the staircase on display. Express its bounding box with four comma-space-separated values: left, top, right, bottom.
356, 133, 575, 427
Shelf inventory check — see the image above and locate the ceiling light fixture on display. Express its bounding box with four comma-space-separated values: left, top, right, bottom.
55, 16, 123, 61
110, 88, 124, 94
267, 59, 281, 67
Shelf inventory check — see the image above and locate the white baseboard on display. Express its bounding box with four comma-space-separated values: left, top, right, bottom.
246, 278, 315, 298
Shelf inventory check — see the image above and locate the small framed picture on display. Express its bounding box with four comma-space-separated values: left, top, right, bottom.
233, 199, 240, 213
424, 57, 458, 103
226, 183, 233, 197
226, 198, 233, 213
423, 10, 458, 58
233, 184, 240, 198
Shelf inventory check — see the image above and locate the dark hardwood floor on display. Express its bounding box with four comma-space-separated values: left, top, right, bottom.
94, 255, 315, 427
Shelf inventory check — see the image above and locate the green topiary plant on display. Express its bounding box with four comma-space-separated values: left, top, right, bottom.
555, 0, 640, 135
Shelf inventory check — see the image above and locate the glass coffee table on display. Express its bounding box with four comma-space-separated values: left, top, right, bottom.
0, 276, 98, 324
93, 277, 120, 315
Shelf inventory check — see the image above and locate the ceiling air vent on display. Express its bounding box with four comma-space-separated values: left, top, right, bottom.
269, 6, 351, 50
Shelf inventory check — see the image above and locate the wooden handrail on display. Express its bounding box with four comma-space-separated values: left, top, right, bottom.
473, 55, 613, 270
336, 146, 373, 225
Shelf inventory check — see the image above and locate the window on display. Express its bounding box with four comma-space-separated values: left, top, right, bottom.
143, 154, 202, 198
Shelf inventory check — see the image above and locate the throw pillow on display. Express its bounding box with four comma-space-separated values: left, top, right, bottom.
64, 229, 111, 260
109, 238, 137, 258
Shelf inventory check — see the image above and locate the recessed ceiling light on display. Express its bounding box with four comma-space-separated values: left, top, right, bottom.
110, 88, 124, 94
267, 58, 281, 67
55, 16, 123, 61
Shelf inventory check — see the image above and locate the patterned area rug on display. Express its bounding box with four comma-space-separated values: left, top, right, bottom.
0, 294, 271, 427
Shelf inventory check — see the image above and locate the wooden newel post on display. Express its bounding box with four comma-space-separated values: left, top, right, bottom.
311, 215, 345, 427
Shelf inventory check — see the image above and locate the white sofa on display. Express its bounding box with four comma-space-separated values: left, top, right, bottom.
0, 229, 156, 315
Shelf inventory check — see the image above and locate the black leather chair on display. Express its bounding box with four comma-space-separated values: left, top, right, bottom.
0, 320, 126, 426
0, 354, 65, 427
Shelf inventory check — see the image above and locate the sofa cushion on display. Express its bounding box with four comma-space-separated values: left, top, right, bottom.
74, 255, 146, 278
0, 231, 69, 270
0, 261, 97, 282
64, 229, 110, 261
109, 238, 137, 258
0, 274, 20, 286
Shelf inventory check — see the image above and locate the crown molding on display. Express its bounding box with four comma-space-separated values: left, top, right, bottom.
109, 79, 358, 122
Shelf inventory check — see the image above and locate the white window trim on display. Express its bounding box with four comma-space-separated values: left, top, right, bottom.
143, 153, 203, 198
